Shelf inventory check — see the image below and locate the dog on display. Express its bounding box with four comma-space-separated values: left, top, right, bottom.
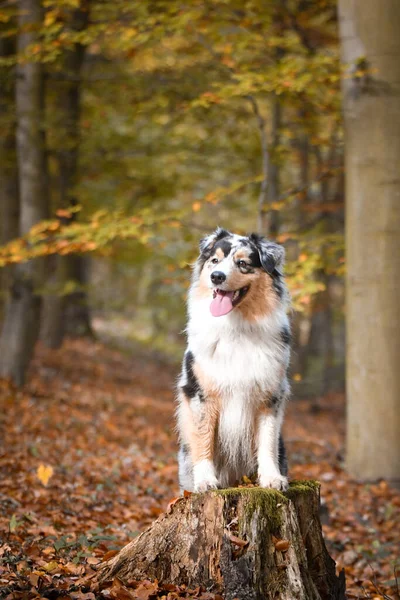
176, 227, 291, 493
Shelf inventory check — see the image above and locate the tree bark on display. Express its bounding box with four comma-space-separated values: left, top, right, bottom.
41, 4, 90, 348
64, 254, 94, 338
97, 482, 345, 600
0, 31, 19, 315
0, 0, 48, 385
339, 0, 400, 482
255, 95, 281, 238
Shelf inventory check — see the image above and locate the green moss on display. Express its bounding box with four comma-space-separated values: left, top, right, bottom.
213, 487, 288, 531
285, 479, 320, 501
212, 480, 320, 531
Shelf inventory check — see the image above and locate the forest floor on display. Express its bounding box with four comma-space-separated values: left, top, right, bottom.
0, 338, 399, 600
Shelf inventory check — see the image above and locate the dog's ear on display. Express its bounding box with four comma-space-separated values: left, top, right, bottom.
199, 227, 230, 256
249, 234, 285, 275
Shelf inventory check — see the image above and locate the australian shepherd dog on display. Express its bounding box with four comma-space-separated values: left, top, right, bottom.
176, 227, 291, 493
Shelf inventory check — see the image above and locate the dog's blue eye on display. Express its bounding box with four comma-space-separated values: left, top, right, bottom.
238, 260, 247, 268
211, 257, 219, 264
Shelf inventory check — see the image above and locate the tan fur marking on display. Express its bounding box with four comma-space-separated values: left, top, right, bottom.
193, 362, 219, 396
215, 247, 224, 260
233, 249, 250, 261
238, 272, 278, 322
256, 403, 273, 424
179, 391, 220, 464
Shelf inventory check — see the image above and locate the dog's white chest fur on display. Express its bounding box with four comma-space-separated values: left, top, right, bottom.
186, 298, 289, 479
188, 296, 288, 394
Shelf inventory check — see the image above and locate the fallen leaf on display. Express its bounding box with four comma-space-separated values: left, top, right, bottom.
42, 560, 60, 572
28, 573, 41, 587
37, 464, 54, 486
102, 550, 119, 561
227, 533, 249, 548
9, 514, 20, 533
274, 539, 290, 552
167, 496, 182, 513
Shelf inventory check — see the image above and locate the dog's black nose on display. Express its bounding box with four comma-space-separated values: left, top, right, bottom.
211, 271, 226, 285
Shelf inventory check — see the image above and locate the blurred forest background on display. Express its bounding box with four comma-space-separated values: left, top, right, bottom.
0, 0, 345, 396
1, 2, 400, 598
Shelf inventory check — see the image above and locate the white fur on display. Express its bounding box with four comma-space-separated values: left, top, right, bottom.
257, 411, 288, 491
178, 446, 193, 493
193, 459, 219, 492
187, 285, 290, 396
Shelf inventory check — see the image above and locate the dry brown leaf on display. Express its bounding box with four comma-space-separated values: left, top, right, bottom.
167, 496, 182, 513
227, 532, 249, 548
102, 550, 119, 561
274, 539, 290, 552
28, 572, 40, 587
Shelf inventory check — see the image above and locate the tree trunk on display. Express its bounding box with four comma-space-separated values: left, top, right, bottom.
0, 0, 48, 385
41, 4, 90, 348
289, 121, 310, 383
256, 95, 281, 238
0, 32, 19, 315
97, 482, 345, 600
339, 0, 400, 482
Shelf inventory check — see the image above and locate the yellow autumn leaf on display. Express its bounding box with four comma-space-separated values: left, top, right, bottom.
192, 202, 201, 212
37, 464, 54, 486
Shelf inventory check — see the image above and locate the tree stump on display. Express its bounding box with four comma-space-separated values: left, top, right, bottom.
96, 481, 345, 600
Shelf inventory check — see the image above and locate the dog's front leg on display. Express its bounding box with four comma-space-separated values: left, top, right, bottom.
179, 395, 219, 492
192, 398, 220, 493
257, 407, 288, 491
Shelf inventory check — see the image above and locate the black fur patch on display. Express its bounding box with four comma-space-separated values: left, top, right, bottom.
247, 233, 284, 275
181, 443, 190, 455
270, 394, 280, 406
272, 271, 284, 299
248, 248, 262, 269
214, 238, 232, 257
182, 351, 203, 400
199, 228, 231, 267
280, 326, 291, 345
278, 434, 288, 476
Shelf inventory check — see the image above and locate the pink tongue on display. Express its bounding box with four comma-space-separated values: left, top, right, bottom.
210, 291, 234, 317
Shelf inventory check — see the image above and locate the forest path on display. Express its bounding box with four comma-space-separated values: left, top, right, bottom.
0, 339, 398, 599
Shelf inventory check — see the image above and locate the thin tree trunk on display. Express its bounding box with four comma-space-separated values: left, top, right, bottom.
339, 0, 400, 481
0, 0, 48, 385
305, 141, 338, 395
254, 95, 281, 238
64, 254, 94, 337
41, 4, 90, 348
290, 124, 310, 382
266, 95, 281, 238
0, 33, 19, 314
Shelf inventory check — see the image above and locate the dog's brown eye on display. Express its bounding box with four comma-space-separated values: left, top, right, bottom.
211, 257, 219, 264
238, 260, 247, 268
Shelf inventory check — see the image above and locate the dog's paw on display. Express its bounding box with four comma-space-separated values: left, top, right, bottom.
193, 459, 219, 493
258, 473, 288, 492
194, 477, 219, 493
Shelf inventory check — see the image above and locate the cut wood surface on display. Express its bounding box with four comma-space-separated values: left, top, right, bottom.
97, 481, 346, 600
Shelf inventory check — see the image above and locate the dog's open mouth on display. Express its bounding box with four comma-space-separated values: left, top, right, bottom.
210, 286, 250, 317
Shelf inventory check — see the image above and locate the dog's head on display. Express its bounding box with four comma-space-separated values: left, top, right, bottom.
193, 227, 288, 319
